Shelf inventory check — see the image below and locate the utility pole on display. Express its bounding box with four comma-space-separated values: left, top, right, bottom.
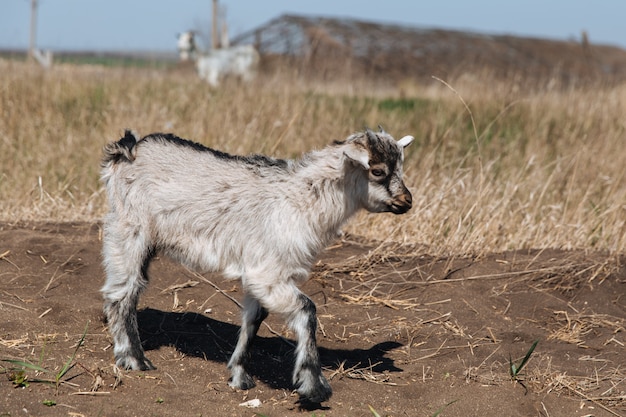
212, 0, 219, 50
29, 0, 38, 61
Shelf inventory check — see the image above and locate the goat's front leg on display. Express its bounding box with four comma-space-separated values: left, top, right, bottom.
288, 293, 332, 403
228, 294, 268, 390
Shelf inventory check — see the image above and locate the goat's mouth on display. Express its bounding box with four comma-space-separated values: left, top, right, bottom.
387, 192, 413, 214
389, 201, 412, 214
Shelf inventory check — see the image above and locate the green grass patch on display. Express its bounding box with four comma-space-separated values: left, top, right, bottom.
377, 97, 431, 113
510, 340, 539, 380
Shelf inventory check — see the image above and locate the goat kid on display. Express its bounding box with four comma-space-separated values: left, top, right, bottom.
100, 128, 414, 403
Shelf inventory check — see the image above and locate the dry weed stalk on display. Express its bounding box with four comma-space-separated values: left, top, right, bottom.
339, 293, 421, 310
327, 360, 397, 386
0, 336, 30, 349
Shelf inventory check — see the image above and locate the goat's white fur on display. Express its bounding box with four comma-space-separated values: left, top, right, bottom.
196, 44, 260, 87
177, 31, 197, 61
100, 129, 413, 403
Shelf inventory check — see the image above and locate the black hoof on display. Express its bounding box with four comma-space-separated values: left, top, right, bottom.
116, 356, 156, 371
296, 378, 333, 403
138, 358, 156, 371
228, 373, 256, 390
300, 385, 332, 403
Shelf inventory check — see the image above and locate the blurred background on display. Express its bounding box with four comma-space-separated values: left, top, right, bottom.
2, 0, 626, 85
3, 0, 626, 51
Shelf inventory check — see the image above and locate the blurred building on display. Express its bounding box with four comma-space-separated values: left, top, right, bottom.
233, 14, 626, 85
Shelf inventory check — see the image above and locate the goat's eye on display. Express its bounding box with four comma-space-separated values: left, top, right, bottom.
371, 168, 386, 177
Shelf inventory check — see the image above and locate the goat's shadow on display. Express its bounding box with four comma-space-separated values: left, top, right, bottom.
138, 308, 403, 392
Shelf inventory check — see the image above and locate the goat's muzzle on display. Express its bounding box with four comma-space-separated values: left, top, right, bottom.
389, 192, 412, 214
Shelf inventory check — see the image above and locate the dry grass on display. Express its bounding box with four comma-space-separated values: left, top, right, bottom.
546, 311, 625, 347
327, 360, 397, 386
1, 59, 625, 257
466, 354, 626, 416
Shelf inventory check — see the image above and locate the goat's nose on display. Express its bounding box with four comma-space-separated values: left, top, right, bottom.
390, 192, 412, 214
396, 192, 412, 209
403, 192, 413, 207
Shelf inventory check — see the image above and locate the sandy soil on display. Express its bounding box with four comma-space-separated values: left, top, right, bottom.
1, 222, 624, 417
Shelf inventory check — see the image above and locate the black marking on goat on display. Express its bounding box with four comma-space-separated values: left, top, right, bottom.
101, 130, 139, 165
298, 293, 318, 328
120, 130, 138, 152
243, 154, 290, 169
140, 133, 290, 170
298, 294, 319, 354
340, 130, 401, 167
141, 133, 217, 153
229, 302, 269, 369
294, 293, 322, 376
141, 246, 156, 284
365, 132, 401, 166
339, 130, 402, 190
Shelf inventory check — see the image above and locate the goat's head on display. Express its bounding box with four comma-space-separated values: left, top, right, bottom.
342, 128, 414, 214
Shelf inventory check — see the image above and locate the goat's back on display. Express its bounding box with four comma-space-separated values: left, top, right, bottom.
101, 132, 333, 278
103, 131, 294, 205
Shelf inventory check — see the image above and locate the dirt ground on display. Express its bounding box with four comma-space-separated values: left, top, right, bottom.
0, 222, 624, 417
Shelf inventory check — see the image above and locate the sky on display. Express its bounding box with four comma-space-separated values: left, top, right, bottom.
1, 1, 626, 52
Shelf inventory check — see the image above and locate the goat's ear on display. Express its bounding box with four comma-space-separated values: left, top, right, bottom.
397, 135, 414, 148
343, 143, 370, 170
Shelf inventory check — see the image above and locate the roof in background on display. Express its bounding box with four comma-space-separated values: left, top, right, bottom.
233, 14, 626, 85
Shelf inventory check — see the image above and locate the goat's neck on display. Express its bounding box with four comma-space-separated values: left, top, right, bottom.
295, 150, 364, 243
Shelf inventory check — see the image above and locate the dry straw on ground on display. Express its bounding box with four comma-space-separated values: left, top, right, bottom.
1, 59, 625, 257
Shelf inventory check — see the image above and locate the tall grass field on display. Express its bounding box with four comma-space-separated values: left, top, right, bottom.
1, 59, 625, 256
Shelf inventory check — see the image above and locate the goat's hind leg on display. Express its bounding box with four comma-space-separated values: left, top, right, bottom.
228, 294, 268, 389
101, 221, 155, 371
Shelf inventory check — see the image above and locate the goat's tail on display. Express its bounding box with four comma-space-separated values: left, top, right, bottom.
101, 130, 139, 167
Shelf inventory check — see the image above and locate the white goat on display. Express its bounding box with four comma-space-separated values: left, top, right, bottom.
100, 128, 414, 403
177, 31, 197, 62
196, 44, 260, 87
